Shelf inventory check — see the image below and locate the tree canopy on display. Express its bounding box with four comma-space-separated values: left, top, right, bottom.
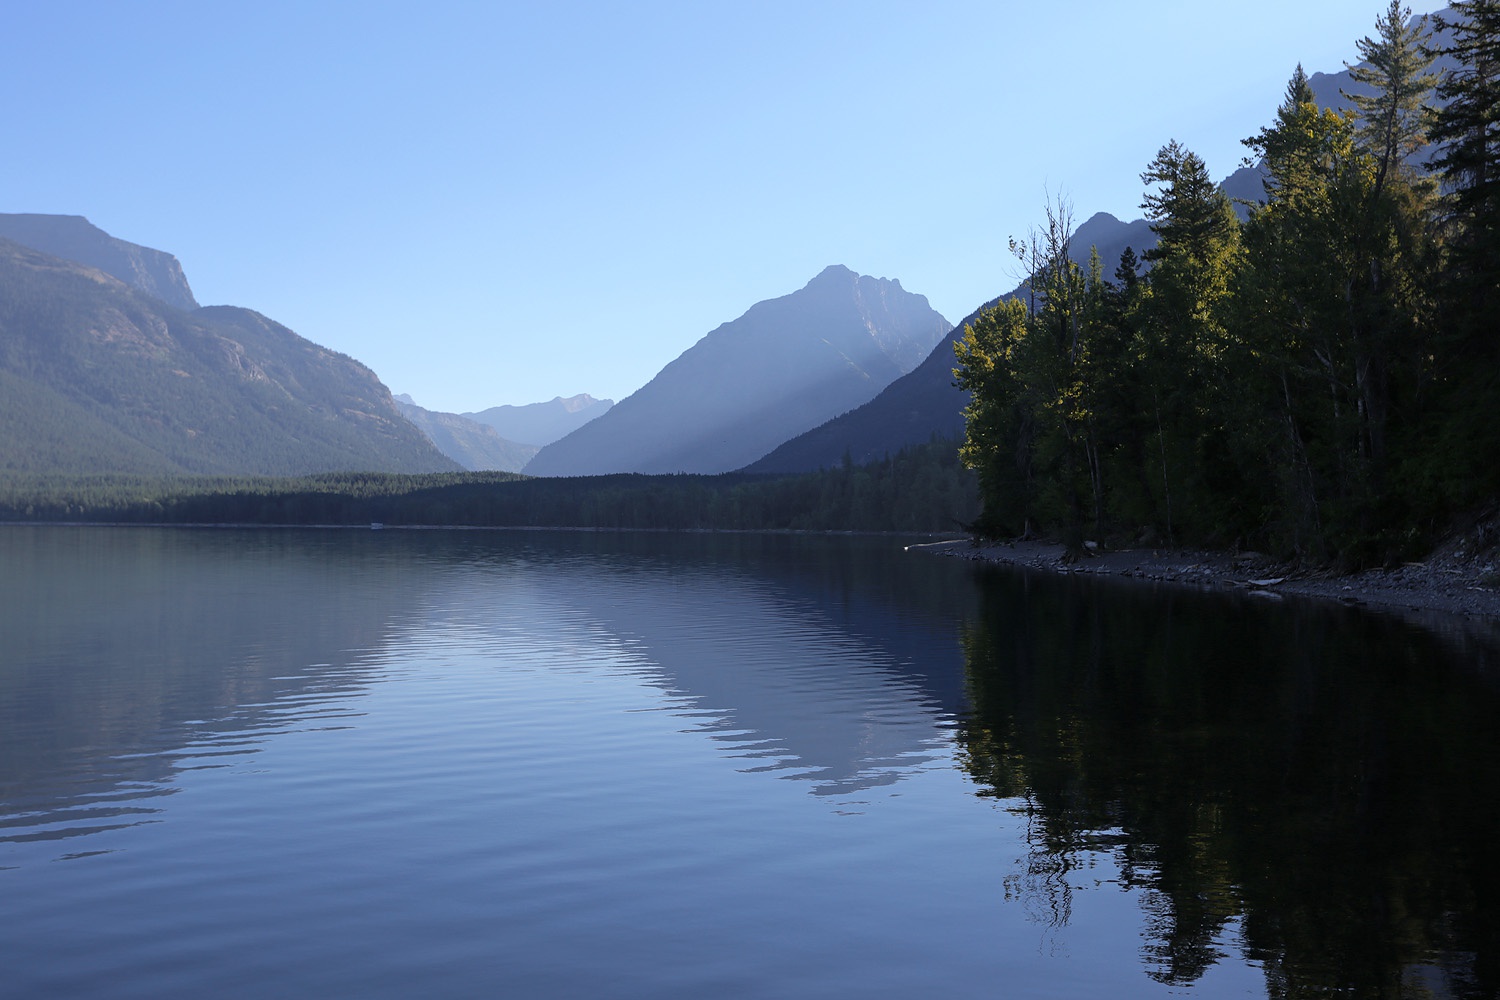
954, 5, 1494, 565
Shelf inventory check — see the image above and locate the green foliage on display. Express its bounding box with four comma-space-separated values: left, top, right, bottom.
0, 242, 457, 478
0, 438, 980, 533
1431, 0, 1500, 235
957, 22, 1493, 565
1426, 1, 1500, 509
1345, 1, 1439, 196
954, 299, 1033, 536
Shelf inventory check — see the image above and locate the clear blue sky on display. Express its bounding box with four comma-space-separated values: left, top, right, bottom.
1, 1, 1422, 413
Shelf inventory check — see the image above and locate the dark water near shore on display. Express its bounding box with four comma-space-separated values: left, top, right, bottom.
2, 526, 1498, 998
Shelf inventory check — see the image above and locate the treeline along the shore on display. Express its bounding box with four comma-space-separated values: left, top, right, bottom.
954, 3, 1500, 566
0, 438, 978, 533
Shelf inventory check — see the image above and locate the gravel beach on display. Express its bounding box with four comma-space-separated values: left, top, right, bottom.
913, 521, 1500, 625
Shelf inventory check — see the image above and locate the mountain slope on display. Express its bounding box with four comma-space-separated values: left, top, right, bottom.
746, 213, 1154, 473
395, 396, 539, 471
464, 394, 613, 447
0, 238, 457, 476
524, 265, 952, 476
0, 213, 199, 311
750, 11, 1469, 476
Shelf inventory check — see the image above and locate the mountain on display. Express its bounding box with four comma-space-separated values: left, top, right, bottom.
0, 236, 458, 476
522, 265, 952, 477
746, 213, 1154, 473
464, 394, 613, 447
1218, 10, 1460, 213
0, 213, 199, 312
751, 7, 1467, 478
394, 396, 539, 471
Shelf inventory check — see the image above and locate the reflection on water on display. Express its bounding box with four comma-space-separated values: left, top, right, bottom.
957, 566, 1500, 998
0, 528, 976, 858
0, 528, 407, 855
2, 526, 1498, 998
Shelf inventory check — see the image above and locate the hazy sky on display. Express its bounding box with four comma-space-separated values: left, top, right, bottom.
2, 1, 1421, 412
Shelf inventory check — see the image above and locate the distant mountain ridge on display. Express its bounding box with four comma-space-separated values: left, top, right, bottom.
751, 9, 1463, 476
0, 230, 456, 476
745, 213, 1152, 473
0, 213, 199, 312
394, 395, 539, 471
465, 394, 614, 448
523, 265, 952, 477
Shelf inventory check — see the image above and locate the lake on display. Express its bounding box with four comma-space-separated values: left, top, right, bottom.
2, 526, 1497, 998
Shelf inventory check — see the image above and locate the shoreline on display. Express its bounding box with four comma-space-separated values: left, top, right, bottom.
914, 536, 1500, 624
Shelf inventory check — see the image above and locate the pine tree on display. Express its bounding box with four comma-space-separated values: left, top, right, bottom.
1345, 1, 1439, 197
1137, 142, 1242, 543
1430, 0, 1500, 230
1424, 1, 1500, 508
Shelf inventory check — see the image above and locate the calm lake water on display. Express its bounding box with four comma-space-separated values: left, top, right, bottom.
2, 526, 1498, 999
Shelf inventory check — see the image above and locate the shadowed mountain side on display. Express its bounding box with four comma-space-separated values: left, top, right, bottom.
0, 239, 458, 475
0, 213, 198, 311
464, 394, 613, 448
746, 213, 1155, 473
749, 10, 1467, 478
395, 396, 538, 471
523, 265, 951, 476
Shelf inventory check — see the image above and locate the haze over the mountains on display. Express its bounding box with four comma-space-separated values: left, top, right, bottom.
745, 211, 1154, 473
393, 395, 539, 472
385, 393, 616, 472
523, 265, 951, 477
465, 394, 614, 448
748, 8, 1461, 476
0, 217, 456, 476
0, 11, 1457, 484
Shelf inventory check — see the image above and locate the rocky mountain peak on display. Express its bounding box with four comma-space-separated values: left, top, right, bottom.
0, 213, 199, 312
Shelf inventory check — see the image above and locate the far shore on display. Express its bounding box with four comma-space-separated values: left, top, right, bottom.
912, 536, 1500, 625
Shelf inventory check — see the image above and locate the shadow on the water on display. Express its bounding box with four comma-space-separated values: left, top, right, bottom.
956, 561, 1500, 998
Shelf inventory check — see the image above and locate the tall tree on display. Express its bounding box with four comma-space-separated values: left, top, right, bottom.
1345, 1, 1440, 198
1430, 0, 1500, 232
1425, 0, 1500, 507
1236, 61, 1444, 561
1136, 141, 1242, 544
953, 297, 1034, 537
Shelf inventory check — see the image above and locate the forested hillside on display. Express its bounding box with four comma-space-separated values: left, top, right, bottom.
953, 2, 1497, 565
0, 439, 977, 533
0, 239, 458, 476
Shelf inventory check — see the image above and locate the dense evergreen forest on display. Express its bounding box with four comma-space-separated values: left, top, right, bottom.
954, 1, 1500, 566
0, 438, 978, 533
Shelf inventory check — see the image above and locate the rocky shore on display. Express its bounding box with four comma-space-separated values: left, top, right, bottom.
914, 518, 1500, 625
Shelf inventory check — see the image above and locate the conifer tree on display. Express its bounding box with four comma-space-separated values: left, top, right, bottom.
953, 298, 1033, 537
1423, 1, 1500, 510
1430, 0, 1500, 233
1137, 141, 1241, 543
1345, 1, 1439, 198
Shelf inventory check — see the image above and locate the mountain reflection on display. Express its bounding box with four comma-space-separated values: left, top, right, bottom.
404, 530, 980, 800
956, 564, 1500, 998
0, 527, 409, 857
14, 525, 1498, 997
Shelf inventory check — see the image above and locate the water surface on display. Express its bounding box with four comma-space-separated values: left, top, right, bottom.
2, 527, 1496, 998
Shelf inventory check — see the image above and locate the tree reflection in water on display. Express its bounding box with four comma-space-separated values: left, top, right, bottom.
955, 565, 1500, 998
